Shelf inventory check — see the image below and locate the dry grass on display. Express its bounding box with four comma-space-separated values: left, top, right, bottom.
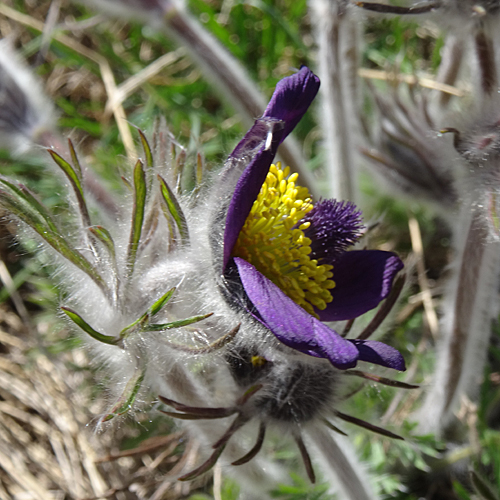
0, 298, 207, 500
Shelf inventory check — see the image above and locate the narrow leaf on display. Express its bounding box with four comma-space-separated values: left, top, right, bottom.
295, 435, 315, 483
158, 174, 189, 243
335, 411, 404, 440
146, 312, 213, 331
232, 422, 266, 466
89, 226, 116, 258
174, 149, 186, 192
236, 384, 263, 406
346, 370, 419, 389
120, 287, 177, 338
196, 152, 204, 185
149, 287, 177, 316
100, 369, 145, 422
121, 176, 133, 191
178, 444, 226, 481
138, 129, 153, 169
0, 182, 106, 291
322, 418, 348, 436
158, 396, 236, 418
48, 149, 91, 227
127, 160, 147, 276
68, 139, 82, 179
61, 307, 118, 345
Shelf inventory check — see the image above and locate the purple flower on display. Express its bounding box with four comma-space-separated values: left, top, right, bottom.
220, 67, 405, 371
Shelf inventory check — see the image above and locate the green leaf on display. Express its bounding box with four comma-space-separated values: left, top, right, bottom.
89, 225, 116, 259
48, 149, 91, 227
68, 139, 82, 179
158, 174, 189, 243
61, 307, 119, 345
0, 179, 106, 292
138, 129, 153, 169
100, 369, 145, 422
126, 160, 147, 276
196, 152, 204, 186
146, 312, 213, 331
119, 287, 177, 338
149, 287, 177, 316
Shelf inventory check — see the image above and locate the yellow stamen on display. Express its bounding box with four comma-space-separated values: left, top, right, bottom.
232, 162, 335, 317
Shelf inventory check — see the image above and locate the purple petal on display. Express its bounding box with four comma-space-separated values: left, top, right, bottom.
318, 250, 404, 322
222, 68, 320, 269
350, 339, 406, 371
263, 66, 320, 142
234, 258, 360, 369
223, 119, 284, 269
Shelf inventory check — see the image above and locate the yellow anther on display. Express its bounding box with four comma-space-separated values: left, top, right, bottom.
232, 162, 334, 317
251, 356, 267, 367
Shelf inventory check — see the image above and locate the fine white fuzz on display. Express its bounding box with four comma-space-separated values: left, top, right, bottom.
416, 204, 500, 435
0, 117, 408, 496
309, 0, 360, 200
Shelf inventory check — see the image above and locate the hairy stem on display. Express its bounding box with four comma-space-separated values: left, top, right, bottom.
310, 0, 359, 200
416, 207, 500, 434
305, 425, 377, 500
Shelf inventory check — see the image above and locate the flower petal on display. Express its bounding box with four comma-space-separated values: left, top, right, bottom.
234, 258, 360, 369
222, 67, 320, 270
263, 66, 320, 142
350, 339, 406, 371
222, 119, 284, 269
318, 250, 404, 322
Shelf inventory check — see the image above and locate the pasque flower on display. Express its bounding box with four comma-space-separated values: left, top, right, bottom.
217, 66, 405, 371
0, 64, 408, 488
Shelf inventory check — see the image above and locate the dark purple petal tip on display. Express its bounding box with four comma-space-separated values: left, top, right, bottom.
263, 67, 320, 142
318, 250, 404, 322
222, 68, 319, 270
350, 339, 406, 371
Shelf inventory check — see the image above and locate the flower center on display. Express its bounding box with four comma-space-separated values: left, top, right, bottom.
232, 162, 335, 317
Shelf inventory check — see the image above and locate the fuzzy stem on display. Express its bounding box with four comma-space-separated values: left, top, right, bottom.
475, 29, 497, 95
416, 207, 500, 435
434, 34, 464, 108
164, 6, 319, 196
310, 0, 359, 200
304, 425, 377, 500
